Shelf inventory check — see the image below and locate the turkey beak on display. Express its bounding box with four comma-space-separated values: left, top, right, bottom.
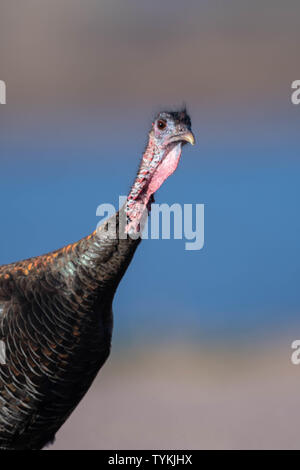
181, 130, 195, 146
169, 130, 195, 146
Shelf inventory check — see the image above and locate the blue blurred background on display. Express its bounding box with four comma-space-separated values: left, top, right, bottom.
0, 0, 300, 449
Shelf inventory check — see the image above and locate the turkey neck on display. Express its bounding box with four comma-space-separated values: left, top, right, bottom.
75, 137, 161, 293
125, 135, 161, 232
71, 207, 142, 300
75, 138, 160, 294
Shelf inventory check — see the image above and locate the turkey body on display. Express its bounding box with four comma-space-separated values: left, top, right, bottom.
0, 212, 140, 449
0, 108, 194, 449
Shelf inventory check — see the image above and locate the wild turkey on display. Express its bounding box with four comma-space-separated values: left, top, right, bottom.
0, 109, 195, 449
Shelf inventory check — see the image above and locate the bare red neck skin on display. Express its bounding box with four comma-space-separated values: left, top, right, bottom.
125, 136, 182, 234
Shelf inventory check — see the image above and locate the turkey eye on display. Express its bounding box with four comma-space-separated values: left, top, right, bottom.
157, 119, 167, 130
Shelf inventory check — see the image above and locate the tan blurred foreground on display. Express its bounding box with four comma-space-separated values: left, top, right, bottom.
50, 339, 300, 450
